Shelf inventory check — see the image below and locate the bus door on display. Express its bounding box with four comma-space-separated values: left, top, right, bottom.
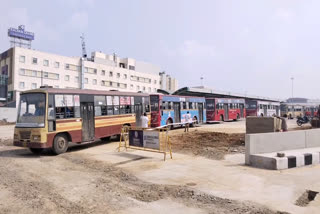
198, 103, 204, 123
240, 104, 244, 117
135, 104, 143, 127
224, 104, 229, 120
80, 102, 95, 142
173, 102, 181, 123
276, 106, 280, 116
263, 105, 267, 116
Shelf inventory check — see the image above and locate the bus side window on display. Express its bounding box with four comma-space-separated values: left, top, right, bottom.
189, 102, 193, 109
168, 102, 172, 110
114, 105, 119, 115
107, 106, 114, 115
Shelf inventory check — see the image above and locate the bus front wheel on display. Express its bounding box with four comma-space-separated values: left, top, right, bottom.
52, 134, 69, 155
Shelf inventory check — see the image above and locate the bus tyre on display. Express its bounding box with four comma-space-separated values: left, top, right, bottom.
29, 148, 43, 154
237, 114, 240, 120
52, 134, 69, 155
166, 119, 173, 130
220, 115, 224, 121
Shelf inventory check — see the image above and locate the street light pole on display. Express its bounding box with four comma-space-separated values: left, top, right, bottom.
200, 77, 204, 87
291, 77, 294, 101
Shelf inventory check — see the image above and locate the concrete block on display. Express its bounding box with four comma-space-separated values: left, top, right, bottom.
246, 117, 281, 134
249, 155, 276, 170
312, 152, 320, 164
246, 131, 305, 156
275, 157, 288, 170
305, 129, 320, 148
296, 154, 305, 167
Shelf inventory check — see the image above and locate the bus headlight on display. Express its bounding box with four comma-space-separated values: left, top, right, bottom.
32, 135, 41, 141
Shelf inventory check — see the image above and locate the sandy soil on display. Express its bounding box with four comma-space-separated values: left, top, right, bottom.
0, 137, 288, 214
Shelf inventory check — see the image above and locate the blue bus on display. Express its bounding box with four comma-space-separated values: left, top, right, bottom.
150, 94, 206, 129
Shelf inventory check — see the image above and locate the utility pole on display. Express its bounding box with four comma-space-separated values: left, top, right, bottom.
41, 70, 43, 87
291, 77, 294, 101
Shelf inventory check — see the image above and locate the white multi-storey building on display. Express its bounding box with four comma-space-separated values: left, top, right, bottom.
159, 71, 178, 93
0, 47, 175, 107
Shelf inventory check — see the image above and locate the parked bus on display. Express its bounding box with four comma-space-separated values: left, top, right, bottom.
246, 100, 280, 117
150, 94, 206, 128
13, 87, 150, 154
304, 106, 317, 117
206, 98, 245, 122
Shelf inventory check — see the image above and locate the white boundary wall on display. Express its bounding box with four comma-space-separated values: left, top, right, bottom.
0, 108, 17, 122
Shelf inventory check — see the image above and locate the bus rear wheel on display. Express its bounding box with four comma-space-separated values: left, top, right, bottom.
29, 148, 43, 154
166, 119, 173, 130
220, 115, 224, 121
52, 134, 69, 155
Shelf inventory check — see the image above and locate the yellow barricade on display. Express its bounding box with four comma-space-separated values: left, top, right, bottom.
118, 126, 172, 161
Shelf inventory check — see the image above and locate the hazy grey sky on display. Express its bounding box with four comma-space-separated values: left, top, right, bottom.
0, 0, 319, 100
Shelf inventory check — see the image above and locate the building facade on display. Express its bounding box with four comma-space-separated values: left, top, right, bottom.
159, 71, 178, 93
0, 47, 176, 107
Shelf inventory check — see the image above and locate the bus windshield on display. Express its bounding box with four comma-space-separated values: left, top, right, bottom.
16, 93, 46, 128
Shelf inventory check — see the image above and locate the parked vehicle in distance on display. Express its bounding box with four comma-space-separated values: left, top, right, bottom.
296, 115, 310, 126
150, 94, 206, 129
206, 98, 245, 122
14, 87, 150, 154
246, 100, 280, 117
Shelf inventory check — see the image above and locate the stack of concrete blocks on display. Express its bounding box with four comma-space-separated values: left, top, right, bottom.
246, 116, 282, 134
246, 129, 320, 170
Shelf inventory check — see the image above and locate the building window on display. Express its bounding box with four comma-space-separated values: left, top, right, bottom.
84, 67, 88, 73
54, 74, 59, 79
32, 71, 37, 77
124, 74, 127, 79
75, 76, 79, 83
101, 70, 105, 76
32, 58, 38, 64
65, 75, 70, 81
94, 69, 97, 74
129, 65, 135, 70
54, 62, 60, 68
19, 69, 25, 75
101, 80, 105, 86
19, 56, 25, 63
44, 72, 49, 78
31, 83, 37, 89
65, 64, 70, 69
130, 84, 133, 90
109, 71, 113, 77
149, 79, 151, 83
84, 78, 88, 84
154, 80, 157, 84
117, 73, 120, 78
43, 59, 49, 66
54, 85, 59, 88
119, 63, 126, 68
19, 82, 25, 89
92, 79, 97, 85
154, 88, 157, 92
143, 86, 146, 91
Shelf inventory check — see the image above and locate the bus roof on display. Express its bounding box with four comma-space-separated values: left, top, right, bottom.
21, 88, 149, 97
151, 94, 206, 102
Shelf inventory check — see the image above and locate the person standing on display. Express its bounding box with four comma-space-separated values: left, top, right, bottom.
140, 112, 149, 128
184, 111, 191, 132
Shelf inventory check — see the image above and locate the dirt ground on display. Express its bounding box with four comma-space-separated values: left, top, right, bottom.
0, 120, 314, 213
170, 130, 245, 160
0, 140, 288, 214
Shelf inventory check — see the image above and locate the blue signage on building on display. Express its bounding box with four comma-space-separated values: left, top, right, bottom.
8, 25, 34, 40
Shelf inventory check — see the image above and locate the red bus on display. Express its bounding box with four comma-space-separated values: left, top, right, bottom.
205, 98, 245, 122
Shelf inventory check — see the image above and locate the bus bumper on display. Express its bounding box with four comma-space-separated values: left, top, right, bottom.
13, 141, 50, 148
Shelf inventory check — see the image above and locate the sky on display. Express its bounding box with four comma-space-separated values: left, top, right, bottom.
0, 0, 319, 100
